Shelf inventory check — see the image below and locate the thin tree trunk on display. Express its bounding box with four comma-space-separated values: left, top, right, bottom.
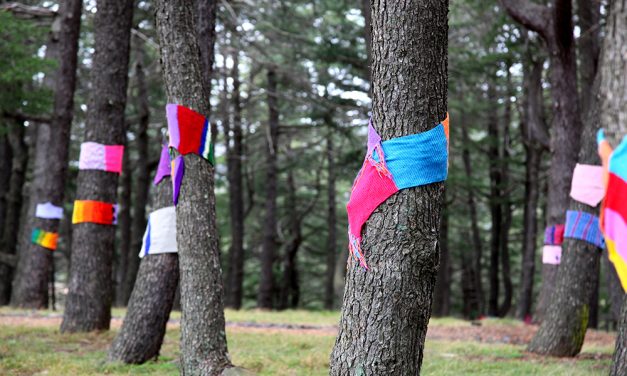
0, 135, 11, 304
501, 0, 583, 324
606, 255, 623, 324
226, 49, 245, 310
257, 67, 279, 310
433, 191, 450, 317
487, 82, 502, 317
108, 176, 178, 364
329, 1, 447, 374
115, 148, 132, 306
61, 0, 133, 332
324, 132, 337, 310
154, 0, 231, 373
361, 0, 372, 84
516, 56, 547, 320
10, 0, 81, 309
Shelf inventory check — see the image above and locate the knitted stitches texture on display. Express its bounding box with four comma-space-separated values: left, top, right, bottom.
346, 116, 449, 269
166, 104, 214, 164
31, 229, 58, 251
72, 200, 118, 225
564, 210, 605, 248
544, 225, 565, 246
78, 142, 124, 174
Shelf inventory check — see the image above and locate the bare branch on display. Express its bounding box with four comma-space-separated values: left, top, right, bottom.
500, 0, 552, 41
1, 2, 57, 20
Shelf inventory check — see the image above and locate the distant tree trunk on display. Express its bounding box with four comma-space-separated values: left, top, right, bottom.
432, 191, 450, 317
361, 0, 372, 83
155, 0, 231, 373
226, 49, 245, 310
329, 1, 447, 374
10, 0, 82, 309
324, 132, 337, 310
0, 121, 27, 303
115, 148, 132, 306
501, 0, 583, 324
0, 135, 10, 304
598, 1, 627, 373
61, 0, 133, 333
516, 56, 547, 320
257, 67, 279, 310
108, 177, 179, 364
120, 42, 151, 306
487, 82, 502, 317
459, 113, 483, 318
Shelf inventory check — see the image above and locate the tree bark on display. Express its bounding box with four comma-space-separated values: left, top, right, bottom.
114, 147, 132, 306
329, 0, 447, 374
226, 49, 245, 310
108, 177, 179, 364
61, 0, 133, 332
432, 191, 450, 317
155, 0, 231, 374
501, 0, 583, 324
257, 67, 279, 310
516, 56, 547, 320
324, 132, 337, 310
605, 255, 623, 324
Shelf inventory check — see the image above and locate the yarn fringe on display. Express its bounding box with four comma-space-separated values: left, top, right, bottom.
367, 143, 391, 178
348, 232, 369, 270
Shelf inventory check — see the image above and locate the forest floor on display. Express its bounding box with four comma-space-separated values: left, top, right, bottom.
0, 307, 616, 375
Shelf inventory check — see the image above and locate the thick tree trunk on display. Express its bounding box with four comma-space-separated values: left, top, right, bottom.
61, 0, 133, 333
108, 177, 179, 364
487, 83, 502, 317
501, 0, 583, 324
324, 132, 337, 310
459, 115, 483, 318
432, 192, 450, 317
257, 68, 279, 310
226, 50, 245, 310
155, 0, 231, 374
516, 57, 546, 320
329, 1, 447, 374
115, 149, 132, 306
10, 0, 81, 309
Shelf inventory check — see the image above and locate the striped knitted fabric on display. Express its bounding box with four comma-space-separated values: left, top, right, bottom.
72, 200, 118, 225
346, 115, 449, 269
166, 104, 213, 164
31, 229, 58, 251
544, 225, 565, 246
598, 129, 627, 292
564, 210, 605, 249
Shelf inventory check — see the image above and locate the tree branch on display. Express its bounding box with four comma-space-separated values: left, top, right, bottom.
3, 111, 52, 124
500, 0, 552, 40
1, 2, 57, 20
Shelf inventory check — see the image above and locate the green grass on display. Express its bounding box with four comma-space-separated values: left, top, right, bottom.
0, 309, 615, 375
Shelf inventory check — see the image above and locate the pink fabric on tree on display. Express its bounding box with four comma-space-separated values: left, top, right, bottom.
78, 142, 124, 174
542, 245, 562, 265
570, 163, 605, 207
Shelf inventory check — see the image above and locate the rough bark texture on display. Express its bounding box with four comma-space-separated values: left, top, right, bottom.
602, 0, 627, 373
10, 0, 82, 308
61, 0, 133, 332
324, 132, 337, 310
115, 149, 132, 306
516, 57, 547, 320
155, 0, 231, 374
501, 0, 583, 323
329, 0, 447, 374
432, 191, 450, 317
108, 178, 179, 364
606, 255, 623, 324
257, 68, 279, 310
226, 50, 245, 310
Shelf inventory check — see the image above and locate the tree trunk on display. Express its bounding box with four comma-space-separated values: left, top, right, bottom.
324, 132, 337, 310
114, 148, 132, 306
10, 0, 81, 309
360, 0, 372, 83
226, 49, 245, 310
516, 56, 547, 320
61, 0, 133, 333
432, 191, 450, 317
605, 255, 623, 324
154, 0, 231, 373
329, 0, 447, 374
0, 135, 10, 304
257, 67, 279, 310
487, 82, 502, 317
120, 42, 151, 306
108, 177, 179, 364
460, 112, 484, 318
501, 0, 583, 324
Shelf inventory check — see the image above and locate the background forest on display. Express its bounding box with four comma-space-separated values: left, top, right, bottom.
0, 0, 620, 324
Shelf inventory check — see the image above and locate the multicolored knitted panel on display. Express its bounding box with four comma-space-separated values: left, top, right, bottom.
171, 155, 185, 205
544, 225, 565, 246
346, 115, 449, 269
139, 206, 177, 258
598, 129, 627, 291
31, 229, 58, 251
166, 104, 213, 164
564, 210, 605, 249
78, 142, 124, 174
153, 144, 171, 186
72, 200, 118, 225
